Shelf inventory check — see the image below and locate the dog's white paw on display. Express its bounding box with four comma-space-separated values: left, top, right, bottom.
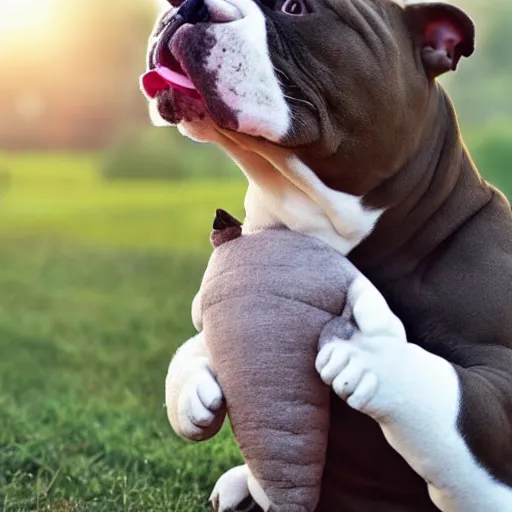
317, 275, 409, 420
210, 465, 261, 512
316, 340, 380, 410
166, 360, 225, 441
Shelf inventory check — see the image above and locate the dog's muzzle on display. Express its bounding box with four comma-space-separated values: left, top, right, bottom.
141, 0, 212, 99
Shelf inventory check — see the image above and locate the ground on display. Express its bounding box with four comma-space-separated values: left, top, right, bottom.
0, 153, 246, 511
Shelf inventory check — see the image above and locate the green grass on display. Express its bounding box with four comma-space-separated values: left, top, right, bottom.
0, 153, 247, 511
1, 137, 510, 510
0, 153, 246, 253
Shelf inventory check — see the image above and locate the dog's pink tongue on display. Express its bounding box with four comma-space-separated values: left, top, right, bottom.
141, 65, 196, 98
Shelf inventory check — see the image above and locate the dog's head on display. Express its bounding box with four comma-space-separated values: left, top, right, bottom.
141, 0, 474, 251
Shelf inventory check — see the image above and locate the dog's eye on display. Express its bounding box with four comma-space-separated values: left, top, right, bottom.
281, 0, 306, 15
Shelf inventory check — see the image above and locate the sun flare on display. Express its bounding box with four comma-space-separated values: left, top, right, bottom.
0, 0, 57, 38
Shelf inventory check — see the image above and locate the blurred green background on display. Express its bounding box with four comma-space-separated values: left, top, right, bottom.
0, 0, 510, 510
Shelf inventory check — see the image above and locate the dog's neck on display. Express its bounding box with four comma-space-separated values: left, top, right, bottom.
212, 129, 384, 255
350, 86, 493, 280
210, 85, 492, 270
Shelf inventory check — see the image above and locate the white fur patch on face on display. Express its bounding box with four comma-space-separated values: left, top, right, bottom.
318, 275, 512, 512
204, 0, 243, 22
202, 0, 291, 142
146, 0, 290, 142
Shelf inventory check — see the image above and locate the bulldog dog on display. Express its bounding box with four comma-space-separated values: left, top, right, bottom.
140, 0, 512, 510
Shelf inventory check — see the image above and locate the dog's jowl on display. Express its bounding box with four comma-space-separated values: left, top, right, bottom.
141, 0, 512, 510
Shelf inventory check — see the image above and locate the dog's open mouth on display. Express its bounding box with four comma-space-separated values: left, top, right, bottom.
140, 27, 201, 100
141, 64, 199, 99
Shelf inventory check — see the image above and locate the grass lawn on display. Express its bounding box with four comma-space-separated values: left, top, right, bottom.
0, 153, 247, 511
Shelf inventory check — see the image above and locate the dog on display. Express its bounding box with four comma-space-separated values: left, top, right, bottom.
140, 0, 512, 510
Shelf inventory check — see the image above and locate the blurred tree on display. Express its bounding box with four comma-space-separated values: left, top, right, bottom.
468, 122, 512, 197
442, 0, 512, 129
102, 126, 241, 181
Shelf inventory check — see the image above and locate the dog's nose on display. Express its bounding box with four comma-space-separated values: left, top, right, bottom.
177, 0, 210, 24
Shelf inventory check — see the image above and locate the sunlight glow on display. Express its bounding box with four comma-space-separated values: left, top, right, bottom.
0, 0, 57, 38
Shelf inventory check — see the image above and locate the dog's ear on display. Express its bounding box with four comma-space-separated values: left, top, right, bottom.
405, 2, 475, 79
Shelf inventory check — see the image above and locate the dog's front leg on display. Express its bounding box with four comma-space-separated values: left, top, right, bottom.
165, 331, 227, 441
316, 275, 512, 512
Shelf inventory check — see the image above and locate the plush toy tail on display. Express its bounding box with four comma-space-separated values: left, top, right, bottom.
210, 209, 243, 248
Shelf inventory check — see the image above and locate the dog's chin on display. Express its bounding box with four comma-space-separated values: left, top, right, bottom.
151, 75, 315, 148
155, 89, 206, 125
153, 89, 265, 145
152, 89, 215, 142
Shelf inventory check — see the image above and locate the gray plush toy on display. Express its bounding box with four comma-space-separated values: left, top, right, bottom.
192, 210, 359, 512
